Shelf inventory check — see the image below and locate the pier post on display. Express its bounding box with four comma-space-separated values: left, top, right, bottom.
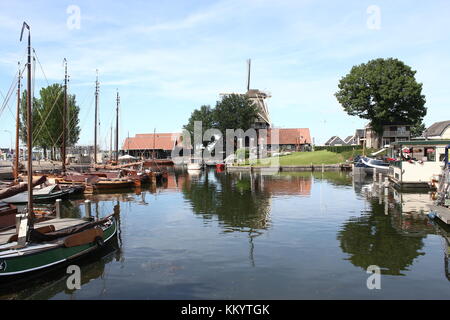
84, 199, 92, 219
373, 168, 377, 182
384, 177, 389, 196
379, 172, 383, 185
322, 164, 324, 173
55, 199, 62, 219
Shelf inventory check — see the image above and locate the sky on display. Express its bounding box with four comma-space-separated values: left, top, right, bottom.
0, 0, 449, 149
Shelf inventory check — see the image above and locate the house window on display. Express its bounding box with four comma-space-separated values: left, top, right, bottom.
411, 147, 424, 160
425, 148, 436, 162
390, 126, 397, 131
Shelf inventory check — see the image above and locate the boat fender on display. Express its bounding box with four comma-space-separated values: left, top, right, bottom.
428, 211, 437, 220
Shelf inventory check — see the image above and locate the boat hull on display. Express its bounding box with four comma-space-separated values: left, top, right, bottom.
187, 163, 203, 170
0, 217, 117, 277
92, 181, 135, 190
1, 188, 74, 204
0, 203, 17, 230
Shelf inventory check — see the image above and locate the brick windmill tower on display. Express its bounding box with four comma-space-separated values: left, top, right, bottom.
220, 59, 272, 130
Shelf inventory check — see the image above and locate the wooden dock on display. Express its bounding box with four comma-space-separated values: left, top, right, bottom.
429, 205, 450, 225
226, 164, 350, 172
0, 218, 87, 245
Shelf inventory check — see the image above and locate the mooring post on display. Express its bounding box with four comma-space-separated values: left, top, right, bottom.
322, 164, 324, 173
384, 177, 389, 196
373, 168, 377, 182
84, 199, 92, 219
55, 199, 62, 219
379, 172, 383, 185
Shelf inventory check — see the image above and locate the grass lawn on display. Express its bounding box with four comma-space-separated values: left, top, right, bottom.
240, 148, 375, 166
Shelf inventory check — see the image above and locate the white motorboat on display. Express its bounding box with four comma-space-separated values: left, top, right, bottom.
359, 157, 390, 174
187, 163, 203, 170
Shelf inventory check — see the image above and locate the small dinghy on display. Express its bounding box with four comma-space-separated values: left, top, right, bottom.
1, 184, 75, 204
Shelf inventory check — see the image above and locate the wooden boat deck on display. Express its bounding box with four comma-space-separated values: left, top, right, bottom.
0, 218, 87, 245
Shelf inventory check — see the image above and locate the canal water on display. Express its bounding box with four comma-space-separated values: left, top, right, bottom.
1, 169, 449, 299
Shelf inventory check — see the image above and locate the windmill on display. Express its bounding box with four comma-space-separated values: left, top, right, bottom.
220, 59, 271, 129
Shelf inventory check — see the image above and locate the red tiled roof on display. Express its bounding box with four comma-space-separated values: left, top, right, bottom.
122, 133, 182, 151
123, 128, 311, 150
263, 128, 311, 145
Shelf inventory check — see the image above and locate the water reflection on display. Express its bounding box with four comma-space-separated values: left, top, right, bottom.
181, 170, 319, 232
0, 201, 124, 300
1, 169, 449, 299
348, 177, 449, 280
338, 197, 426, 276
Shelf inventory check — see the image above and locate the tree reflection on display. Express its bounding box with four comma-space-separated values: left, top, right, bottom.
338, 198, 426, 276
182, 171, 271, 231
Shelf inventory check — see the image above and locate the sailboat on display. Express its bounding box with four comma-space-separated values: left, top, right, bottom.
0, 23, 117, 279
57, 81, 135, 190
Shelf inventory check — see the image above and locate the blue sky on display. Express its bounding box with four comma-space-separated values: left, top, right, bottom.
0, 0, 449, 149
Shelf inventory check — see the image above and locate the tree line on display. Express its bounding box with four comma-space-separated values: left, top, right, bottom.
20, 83, 80, 159
183, 94, 260, 147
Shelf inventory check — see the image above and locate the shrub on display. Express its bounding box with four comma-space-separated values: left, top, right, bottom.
314, 145, 363, 153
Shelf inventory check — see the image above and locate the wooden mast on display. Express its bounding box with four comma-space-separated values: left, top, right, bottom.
115, 90, 119, 163
153, 128, 156, 159
247, 58, 251, 92
62, 58, 67, 173
94, 70, 99, 165
20, 22, 34, 224
110, 125, 112, 161
14, 62, 21, 182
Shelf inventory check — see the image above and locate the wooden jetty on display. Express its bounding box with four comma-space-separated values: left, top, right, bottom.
429, 204, 450, 225
226, 164, 352, 172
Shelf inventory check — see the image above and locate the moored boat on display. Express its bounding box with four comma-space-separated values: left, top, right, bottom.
0, 22, 119, 282
1, 184, 76, 204
359, 157, 390, 174
388, 140, 450, 190
427, 144, 450, 224
0, 214, 117, 278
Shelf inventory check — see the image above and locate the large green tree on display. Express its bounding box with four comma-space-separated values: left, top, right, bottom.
20, 84, 80, 159
184, 95, 258, 133
213, 94, 259, 135
183, 105, 215, 135
183, 94, 258, 148
335, 58, 427, 139
410, 121, 426, 138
